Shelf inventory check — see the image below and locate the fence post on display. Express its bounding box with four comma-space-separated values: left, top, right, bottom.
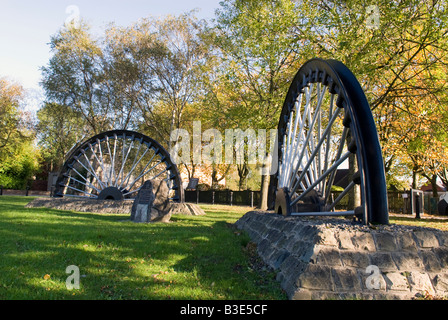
415, 194, 421, 219
251, 191, 254, 207
230, 191, 233, 206
196, 190, 199, 204
212, 191, 215, 205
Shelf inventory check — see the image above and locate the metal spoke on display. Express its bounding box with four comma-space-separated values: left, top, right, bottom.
116, 137, 134, 187
290, 210, 355, 217
126, 151, 162, 191
281, 89, 310, 188
151, 168, 168, 181
74, 156, 104, 190
65, 174, 101, 193
81, 151, 106, 190
324, 126, 348, 203
105, 136, 114, 184
123, 187, 141, 197
64, 194, 99, 199
322, 94, 335, 196
67, 165, 89, 186
111, 134, 118, 185
290, 151, 351, 206
286, 85, 326, 191
96, 139, 112, 187
290, 106, 341, 195
87, 142, 110, 187
285, 93, 305, 185
119, 139, 145, 189
63, 184, 98, 198
327, 181, 356, 211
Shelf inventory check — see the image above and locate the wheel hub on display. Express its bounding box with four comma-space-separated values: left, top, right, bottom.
275, 188, 292, 216
275, 188, 325, 216
98, 187, 124, 201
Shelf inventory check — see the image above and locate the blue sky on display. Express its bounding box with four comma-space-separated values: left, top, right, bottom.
0, 0, 221, 109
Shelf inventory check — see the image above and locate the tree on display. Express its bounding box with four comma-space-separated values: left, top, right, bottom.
0, 141, 41, 190
41, 21, 138, 135
104, 12, 210, 146
0, 78, 40, 189
296, 0, 448, 190
213, 0, 304, 209
0, 78, 26, 150
36, 102, 86, 172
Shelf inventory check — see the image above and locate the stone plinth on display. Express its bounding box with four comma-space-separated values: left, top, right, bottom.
169, 203, 206, 216
26, 197, 205, 218
235, 211, 448, 300
25, 197, 133, 214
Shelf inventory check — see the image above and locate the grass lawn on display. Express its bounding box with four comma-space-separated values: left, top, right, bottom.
1, 196, 447, 301
389, 215, 448, 231
0, 196, 286, 300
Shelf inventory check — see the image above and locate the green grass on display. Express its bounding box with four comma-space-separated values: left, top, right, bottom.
389, 216, 448, 231
0, 197, 286, 300
3, 196, 445, 300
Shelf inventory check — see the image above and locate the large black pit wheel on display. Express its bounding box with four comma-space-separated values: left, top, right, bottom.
54, 130, 184, 203
269, 59, 388, 225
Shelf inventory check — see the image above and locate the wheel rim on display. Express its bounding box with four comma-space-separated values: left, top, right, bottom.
270, 58, 388, 224
54, 130, 184, 202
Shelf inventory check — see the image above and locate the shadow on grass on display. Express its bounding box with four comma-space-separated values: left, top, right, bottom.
0, 197, 285, 300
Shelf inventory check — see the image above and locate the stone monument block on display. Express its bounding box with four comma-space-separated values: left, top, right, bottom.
131, 180, 156, 223
130, 179, 173, 223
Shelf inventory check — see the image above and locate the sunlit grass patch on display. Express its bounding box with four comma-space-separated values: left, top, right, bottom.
0, 196, 285, 300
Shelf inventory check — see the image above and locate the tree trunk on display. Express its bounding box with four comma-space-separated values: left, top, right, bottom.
348, 154, 361, 210
237, 162, 249, 191
211, 164, 231, 190
258, 174, 270, 211
439, 169, 448, 190
430, 174, 439, 198
412, 168, 419, 189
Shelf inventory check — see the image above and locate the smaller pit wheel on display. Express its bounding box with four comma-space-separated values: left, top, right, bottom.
54, 130, 184, 202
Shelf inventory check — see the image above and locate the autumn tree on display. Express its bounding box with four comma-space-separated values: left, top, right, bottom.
296, 0, 448, 190
213, 0, 304, 208
41, 21, 141, 135
0, 78, 40, 189
103, 12, 210, 146
36, 102, 86, 172
0, 78, 24, 150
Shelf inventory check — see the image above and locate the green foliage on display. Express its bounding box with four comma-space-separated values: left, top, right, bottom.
0, 78, 40, 189
294, 0, 448, 189
0, 78, 25, 150
0, 141, 40, 189
213, 0, 303, 129
41, 22, 114, 135
36, 103, 85, 171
